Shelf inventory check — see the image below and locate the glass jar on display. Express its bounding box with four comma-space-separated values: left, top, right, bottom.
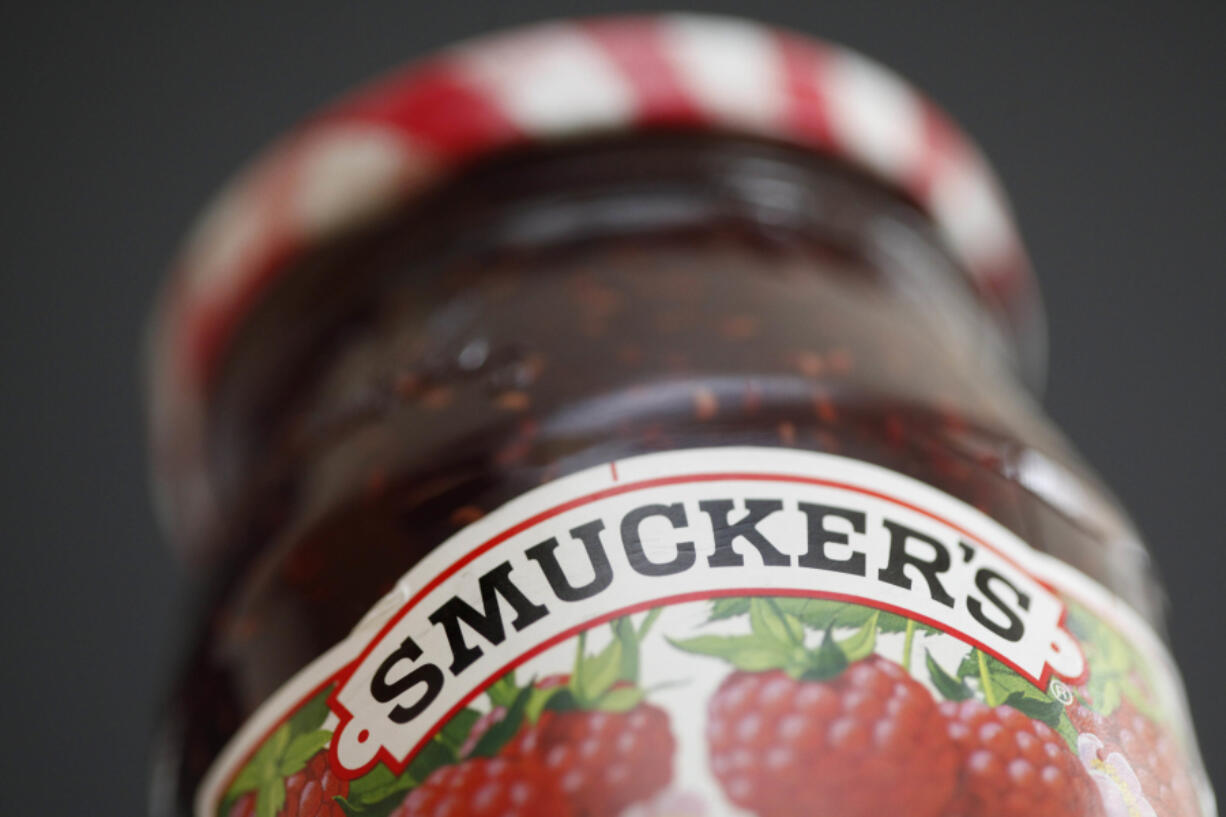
148, 16, 1214, 817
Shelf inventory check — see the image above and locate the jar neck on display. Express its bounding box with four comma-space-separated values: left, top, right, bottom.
200, 134, 1040, 556
415, 133, 1032, 376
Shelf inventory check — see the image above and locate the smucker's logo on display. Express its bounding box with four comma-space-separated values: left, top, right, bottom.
327, 467, 1086, 778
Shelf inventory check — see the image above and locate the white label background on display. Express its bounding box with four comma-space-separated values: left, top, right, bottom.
196, 447, 1204, 817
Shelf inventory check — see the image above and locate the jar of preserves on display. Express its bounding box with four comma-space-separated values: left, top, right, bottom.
147, 15, 1216, 817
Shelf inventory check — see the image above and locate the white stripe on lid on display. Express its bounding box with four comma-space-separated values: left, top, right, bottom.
453, 22, 638, 136
823, 48, 926, 182
659, 15, 789, 133
288, 125, 427, 238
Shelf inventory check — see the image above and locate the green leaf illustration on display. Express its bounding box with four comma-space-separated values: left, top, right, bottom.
340, 738, 456, 815
670, 634, 791, 672
803, 626, 849, 681
611, 617, 641, 685
344, 754, 426, 812
594, 685, 645, 713
263, 725, 292, 770
226, 760, 266, 800
336, 784, 415, 817
436, 708, 481, 753
287, 685, 333, 737
984, 655, 1044, 702
223, 685, 341, 812
1002, 691, 1063, 724
950, 649, 1079, 751
255, 779, 286, 817
1054, 709, 1081, 750
540, 686, 580, 712
485, 673, 520, 709
525, 684, 565, 722
348, 765, 399, 801
784, 599, 848, 629
956, 651, 978, 680
336, 798, 359, 817
278, 730, 332, 776
837, 611, 878, 663
709, 597, 750, 620
772, 598, 853, 630
876, 611, 908, 632
749, 598, 803, 647
1067, 601, 1160, 721
226, 723, 291, 800
710, 595, 936, 638
406, 739, 455, 787
926, 650, 973, 701
577, 633, 623, 704
467, 683, 532, 759
637, 607, 663, 640
682, 596, 893, 680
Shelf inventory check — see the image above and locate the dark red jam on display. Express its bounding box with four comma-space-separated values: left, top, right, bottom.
153, 134, 1176, 814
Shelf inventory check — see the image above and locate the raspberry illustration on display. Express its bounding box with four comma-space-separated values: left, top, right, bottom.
507, 703, 675, 817
224, 730, 347, 817
674, 599, 957, 817
1072, 699, 1199, 817
389, 756, 572, 817
282, 751, 348, 817
940, 699, 1103, 817
706, 658, 957, 817
465, 615, 675, 817
1068, 700, 1111, 737
1113, 702, 1200, 817
227, 793, 255, 817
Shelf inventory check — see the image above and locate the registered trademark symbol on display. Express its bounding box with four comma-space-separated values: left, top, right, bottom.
1049, 678, 1074, 705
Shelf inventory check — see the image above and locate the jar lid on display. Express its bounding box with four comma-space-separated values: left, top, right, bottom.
149, 14, 1040, 549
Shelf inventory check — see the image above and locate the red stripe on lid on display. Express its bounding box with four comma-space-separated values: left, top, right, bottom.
582, 18, 705, 127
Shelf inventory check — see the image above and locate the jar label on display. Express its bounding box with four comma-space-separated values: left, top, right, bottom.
199, 447, 1214, 817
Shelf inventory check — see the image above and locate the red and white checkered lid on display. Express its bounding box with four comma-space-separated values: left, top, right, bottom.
149, 14, 1039, 552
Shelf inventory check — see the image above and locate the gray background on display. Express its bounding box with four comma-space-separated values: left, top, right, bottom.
2, 2, 1222, 811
